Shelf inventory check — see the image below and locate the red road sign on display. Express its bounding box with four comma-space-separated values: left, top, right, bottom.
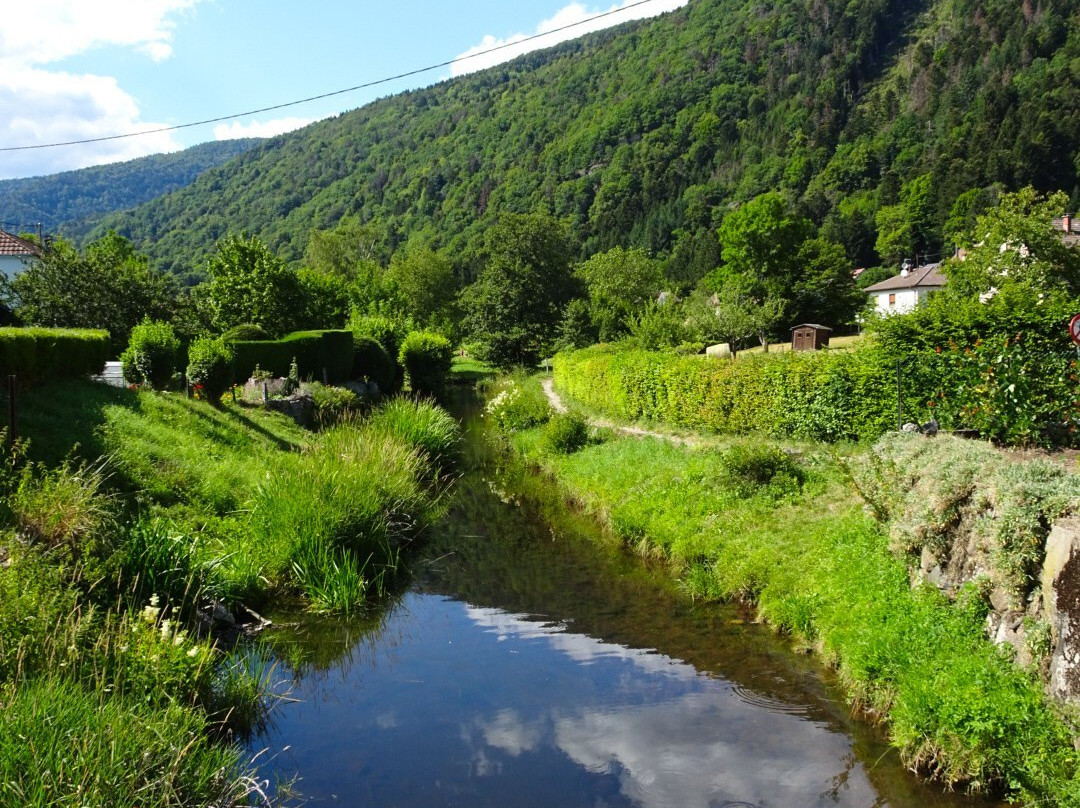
1071, 314, 1080, 345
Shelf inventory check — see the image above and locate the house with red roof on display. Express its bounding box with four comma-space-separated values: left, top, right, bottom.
0, 229, 43, 279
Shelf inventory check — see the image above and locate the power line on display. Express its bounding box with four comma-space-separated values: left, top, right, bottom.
0, 0, 665, 153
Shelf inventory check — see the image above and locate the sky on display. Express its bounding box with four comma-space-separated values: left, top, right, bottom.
0, 0, 689, 181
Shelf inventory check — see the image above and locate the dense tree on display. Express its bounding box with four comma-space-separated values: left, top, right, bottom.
8, 231, 177, 347
384, 247, 458, 333
86, 0, 1079, 281
295, 268, 351, 330
575, 246, 663, 341
711, 193, 860, 330
461, 212, 575, 369
304, 217, 391, 280
202, 234, 302, 336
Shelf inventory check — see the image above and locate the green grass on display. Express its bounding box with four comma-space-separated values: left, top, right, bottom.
505, 419, 1080, 803
0, 379, 460, 804
449, 354, 496, 383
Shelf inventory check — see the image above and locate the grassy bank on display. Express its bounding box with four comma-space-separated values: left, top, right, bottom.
0, 379, 459, 806
484, 374, 1080, 804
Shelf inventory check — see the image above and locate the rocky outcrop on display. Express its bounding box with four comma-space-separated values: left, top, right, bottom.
1043, 517, 1080, 700
859, 432, 1080, 702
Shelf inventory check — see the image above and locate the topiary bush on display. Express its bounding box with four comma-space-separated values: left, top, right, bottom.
185, 337, 235, 404
221, 323, 271, 342
352, 336, 397, 393
398, 330, 453, 396
120, 319, 180, 390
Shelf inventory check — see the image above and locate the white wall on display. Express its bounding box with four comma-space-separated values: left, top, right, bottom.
0, 255, 31, 279
872, 287, 936, 315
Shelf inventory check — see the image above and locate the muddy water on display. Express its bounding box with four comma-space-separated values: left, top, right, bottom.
249, 415, 1005, 808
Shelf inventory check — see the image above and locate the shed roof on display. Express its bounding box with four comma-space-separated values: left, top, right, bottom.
0, 229, 42, 257
790, 323, 833, 331
863, 262, 946, 292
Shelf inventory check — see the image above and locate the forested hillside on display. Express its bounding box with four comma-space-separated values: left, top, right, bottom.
92, 0, 1079, 281
0, 139, 262, 236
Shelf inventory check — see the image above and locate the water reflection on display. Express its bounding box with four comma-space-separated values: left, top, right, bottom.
256, 592, 882, 807
249, 408, 1003, 808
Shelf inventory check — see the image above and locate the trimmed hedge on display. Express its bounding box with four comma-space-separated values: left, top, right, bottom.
553, 344, 919, 442
232, 330, 354, 383
0, 327, 110, 385
555, 341, 1080, 446
352, 337, 397, 394
398, 331, 452, 396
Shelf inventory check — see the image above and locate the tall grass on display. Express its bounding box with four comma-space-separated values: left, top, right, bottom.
365, 396, 461, 472
0, 678, 246, 808
252, 424, 430, 610
502, 421, 1080, 803
0, 380, 461, 802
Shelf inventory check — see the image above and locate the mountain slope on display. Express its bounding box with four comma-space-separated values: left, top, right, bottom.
0, 139, 263, 237
92, 0, 1080, 280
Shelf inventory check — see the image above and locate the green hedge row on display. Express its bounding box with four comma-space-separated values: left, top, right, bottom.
230, 330, 354, 383
0, 327, 110, 385
553, 345, 929, 442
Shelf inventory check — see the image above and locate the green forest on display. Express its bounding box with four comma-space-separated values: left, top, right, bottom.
86, 0, 1079, 286
0, 139, 261, 236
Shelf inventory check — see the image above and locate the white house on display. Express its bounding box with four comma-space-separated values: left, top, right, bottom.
0, 229, 42, 279
863, 261, 946, 315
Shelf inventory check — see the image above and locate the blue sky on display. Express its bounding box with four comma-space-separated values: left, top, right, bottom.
0, 0, 687, 181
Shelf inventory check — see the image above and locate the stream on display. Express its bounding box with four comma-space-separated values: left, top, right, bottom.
247, 400, 1005, 808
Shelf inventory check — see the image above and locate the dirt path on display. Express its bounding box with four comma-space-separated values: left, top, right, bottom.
541, 377, 703, 447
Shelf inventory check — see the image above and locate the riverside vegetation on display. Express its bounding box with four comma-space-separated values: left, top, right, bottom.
483, 371, 1080, 805
0, 377, 459, 807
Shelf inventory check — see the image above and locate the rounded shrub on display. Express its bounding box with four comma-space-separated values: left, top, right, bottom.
398, 330, 453, 396
717, 443, 805, 499
186, 337, 235, 404
543, 412, 590, 454
352, 336, 397, 393
120, 319, 180, 390
221, 323, 271, 342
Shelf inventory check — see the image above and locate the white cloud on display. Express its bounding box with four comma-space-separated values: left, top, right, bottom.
0, 68, 181, 180
0, 0, 202, 179
213, 117, 316, 141
450, 0, 689, 77
0, 0, 200, 67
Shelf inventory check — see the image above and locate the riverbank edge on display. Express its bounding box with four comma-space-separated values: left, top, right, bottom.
481, 373, 1080, 806
0, 381, 461, 807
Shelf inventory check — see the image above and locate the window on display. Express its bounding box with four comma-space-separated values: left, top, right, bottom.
888, 293, 896, 306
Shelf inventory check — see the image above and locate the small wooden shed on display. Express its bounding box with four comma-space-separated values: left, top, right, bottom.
790, 324, 832, 351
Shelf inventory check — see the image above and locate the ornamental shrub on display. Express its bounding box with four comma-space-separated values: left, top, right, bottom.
398, 330, 452, 396
304, 381, 360, 425
352, 336, 397, 393
185, 337, 235, 404
120, 319, 180, 390
221, 323, 271, 342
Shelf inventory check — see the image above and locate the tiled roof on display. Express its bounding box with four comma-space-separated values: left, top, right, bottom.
863, 262, 946, 292
0, 229, 42, 257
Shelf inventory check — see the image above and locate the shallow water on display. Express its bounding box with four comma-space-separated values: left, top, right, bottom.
250, 414, 1005, 808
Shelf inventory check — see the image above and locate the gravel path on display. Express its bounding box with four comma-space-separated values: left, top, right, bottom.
541, 377, 702, 446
